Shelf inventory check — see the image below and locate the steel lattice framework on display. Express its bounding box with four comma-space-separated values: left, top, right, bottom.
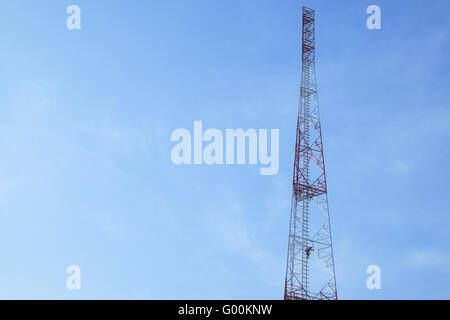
284, 7, 337, 301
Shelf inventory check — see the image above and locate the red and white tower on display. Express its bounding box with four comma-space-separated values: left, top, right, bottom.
284, 7, 337, 300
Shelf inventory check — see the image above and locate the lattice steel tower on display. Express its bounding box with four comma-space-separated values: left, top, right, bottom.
284, 7, 337, 300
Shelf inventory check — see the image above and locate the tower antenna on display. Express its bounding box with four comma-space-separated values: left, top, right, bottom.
284, 7, 338, 300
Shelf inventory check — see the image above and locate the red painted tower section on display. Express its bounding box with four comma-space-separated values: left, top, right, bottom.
284, 7, 337, 300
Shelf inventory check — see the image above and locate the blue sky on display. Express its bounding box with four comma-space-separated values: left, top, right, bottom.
0, 0, 449, 299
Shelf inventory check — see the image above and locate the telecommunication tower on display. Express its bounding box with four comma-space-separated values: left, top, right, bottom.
284, 7, 337, 300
